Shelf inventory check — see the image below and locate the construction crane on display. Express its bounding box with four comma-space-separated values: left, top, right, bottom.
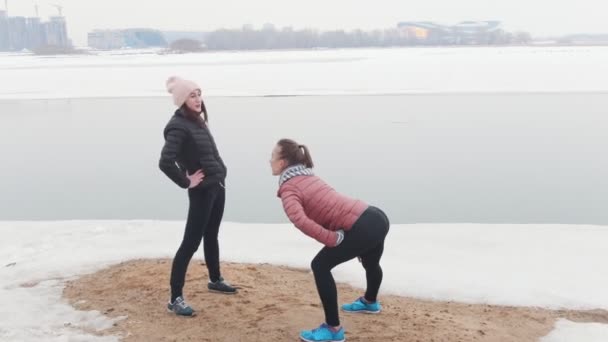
50, 3, 63, 16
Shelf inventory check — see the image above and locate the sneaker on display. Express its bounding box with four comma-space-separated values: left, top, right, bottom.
341, 297, 381, 314
167, 296, 196, 316
207, 276, 238, 294
299, 323, 345, 342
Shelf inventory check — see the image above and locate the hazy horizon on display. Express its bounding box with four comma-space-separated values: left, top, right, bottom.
3, 0, 608, 46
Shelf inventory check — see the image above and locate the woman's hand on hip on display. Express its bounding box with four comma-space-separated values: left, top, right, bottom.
187, 169, 205, 188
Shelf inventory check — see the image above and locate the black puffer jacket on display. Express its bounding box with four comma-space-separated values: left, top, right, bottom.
159, 109, 227, 189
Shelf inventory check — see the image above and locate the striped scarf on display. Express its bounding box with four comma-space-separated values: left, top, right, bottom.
279, 164, 314, 187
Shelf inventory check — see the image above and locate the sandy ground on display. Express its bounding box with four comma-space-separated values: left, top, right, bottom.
62, 259, 608, 342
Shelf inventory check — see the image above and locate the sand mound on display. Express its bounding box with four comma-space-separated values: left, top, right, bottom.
63, 259, 608, 341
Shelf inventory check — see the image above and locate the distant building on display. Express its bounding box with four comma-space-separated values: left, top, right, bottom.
452, 21, 502, 44
26, 17, 45, 50
0, 11, 8, 50
553, 34, 608, 46
397, 21, 451, 44
88, 30, 126, 50
398, 22, 439, 40
162, 31, 207, 45
397, 20, 504, 45
0, 12, 70, 51
123, 29, 167, 48
8, 16, 27, 50
44, 16, 69, 48
88, 28, 167, 50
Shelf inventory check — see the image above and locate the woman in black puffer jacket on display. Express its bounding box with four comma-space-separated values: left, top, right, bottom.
159, 76, 236, 317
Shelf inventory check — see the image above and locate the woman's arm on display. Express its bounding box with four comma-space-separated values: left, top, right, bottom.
159, 127, 190, 189
280, 185, 341, 247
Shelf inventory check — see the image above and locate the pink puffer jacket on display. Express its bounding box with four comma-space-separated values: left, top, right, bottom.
278, 175, 368, 247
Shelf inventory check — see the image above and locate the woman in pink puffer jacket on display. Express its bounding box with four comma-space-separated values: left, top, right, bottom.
271, 138, 390, 342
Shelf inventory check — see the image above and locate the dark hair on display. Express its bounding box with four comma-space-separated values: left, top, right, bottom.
277, 139, 314, 168
180, 99, 208, 127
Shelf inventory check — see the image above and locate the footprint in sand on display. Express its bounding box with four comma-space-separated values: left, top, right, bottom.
258, 303, 285, 315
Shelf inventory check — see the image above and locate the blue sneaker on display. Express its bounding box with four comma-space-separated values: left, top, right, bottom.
299, 323, 345, 342
341, 297, 381, 314
167, 296, 196, 316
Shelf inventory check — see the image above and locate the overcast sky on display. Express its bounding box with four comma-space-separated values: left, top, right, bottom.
5, 0, 607, 45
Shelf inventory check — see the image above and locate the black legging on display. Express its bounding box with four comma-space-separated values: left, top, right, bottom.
170, 183, 225, 301
311, 206, 390, 327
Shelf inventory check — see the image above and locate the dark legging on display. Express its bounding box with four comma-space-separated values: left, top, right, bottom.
170, 183, 225, 301
311, 206, 390, 327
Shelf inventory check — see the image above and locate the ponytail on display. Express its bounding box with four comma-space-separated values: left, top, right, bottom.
298, 144, 314, 168
277, 139, 314, 168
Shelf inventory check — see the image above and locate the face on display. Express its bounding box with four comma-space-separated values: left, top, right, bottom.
185, 89, 202, 113
270, 145, 287, 176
